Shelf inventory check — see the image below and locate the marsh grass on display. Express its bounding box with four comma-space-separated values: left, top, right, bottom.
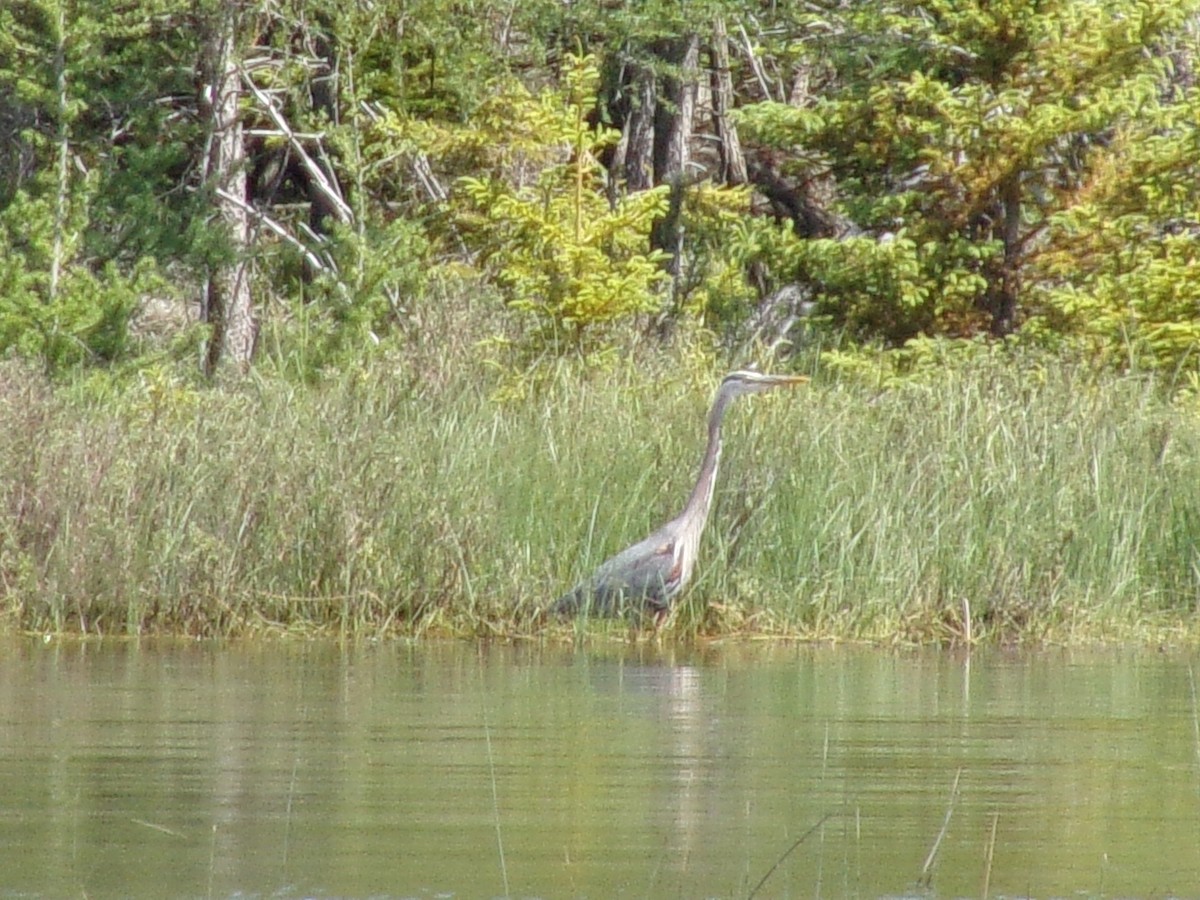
1, 351, 1199, 642
731, 361, 1200, 643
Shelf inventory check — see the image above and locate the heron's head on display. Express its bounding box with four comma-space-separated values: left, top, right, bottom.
720, 369, 809, 397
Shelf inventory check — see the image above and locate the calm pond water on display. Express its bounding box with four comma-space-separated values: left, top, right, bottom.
1, 639, 1199, 899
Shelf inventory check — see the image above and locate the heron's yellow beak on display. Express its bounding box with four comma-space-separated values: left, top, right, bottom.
774, 374, 809, 387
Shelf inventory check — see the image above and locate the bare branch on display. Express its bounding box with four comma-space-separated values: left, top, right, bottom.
215, 187, 341, 283
237, 66, 353, 224
737, 22, 777, 103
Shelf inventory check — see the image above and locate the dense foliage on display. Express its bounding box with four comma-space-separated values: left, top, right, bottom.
0, 0, 1197, 376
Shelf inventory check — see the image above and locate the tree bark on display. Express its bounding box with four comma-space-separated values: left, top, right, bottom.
989, 172, 1021, 336
651, 33, 699, 287
711, 18, 747, 186
199, 0, 255, 375
652, 34, 699, 186
49, 0, 68, 304
620, 59, 656, 193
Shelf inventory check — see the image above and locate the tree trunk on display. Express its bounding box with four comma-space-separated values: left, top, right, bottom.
199, 0, 255, 375
651, 33, 699, 285
49, 0, 68, 303
620, 59, 656, 193
711, 18, 747, 186
652, 34, 699, 186
989, 172, 1021, 336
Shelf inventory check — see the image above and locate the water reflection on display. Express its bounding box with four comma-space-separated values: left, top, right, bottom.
0, 640, 1198, 899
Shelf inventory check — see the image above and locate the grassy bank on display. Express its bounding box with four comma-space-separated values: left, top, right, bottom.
1, 352, 1199, 643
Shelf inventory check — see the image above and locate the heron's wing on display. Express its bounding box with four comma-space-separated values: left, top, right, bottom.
552, 526, 681, 617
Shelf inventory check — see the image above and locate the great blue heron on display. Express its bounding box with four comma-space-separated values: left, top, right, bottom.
551, 370, 807, 619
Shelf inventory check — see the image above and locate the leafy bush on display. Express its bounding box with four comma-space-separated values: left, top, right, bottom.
0, 192, 150, 370
388, 54, 671, 349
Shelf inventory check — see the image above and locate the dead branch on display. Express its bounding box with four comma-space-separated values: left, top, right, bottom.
238, 66, 353, 225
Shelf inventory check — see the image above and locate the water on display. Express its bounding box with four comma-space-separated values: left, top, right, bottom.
2, 639, 1198, 899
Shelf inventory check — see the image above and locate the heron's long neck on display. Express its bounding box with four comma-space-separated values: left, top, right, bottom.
679, 390, 734, 532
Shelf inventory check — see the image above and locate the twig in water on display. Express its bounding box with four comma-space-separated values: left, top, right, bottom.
919, 767, 963, 888
981, 810, 998, 899
644, 832, 674, 898
207, 823, 218, 900
747, 812, 835, 900
282, 756, 299, 872
131, 818, 186, 839
483, 708, 510, 897
816, 722, 830, 896
1188, 664, 1200, 787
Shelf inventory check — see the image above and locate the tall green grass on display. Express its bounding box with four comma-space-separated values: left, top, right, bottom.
1, 352, 1198, 642
710, 361, 1200, 642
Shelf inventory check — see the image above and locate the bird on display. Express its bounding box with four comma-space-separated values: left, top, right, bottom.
551, 370, 807, 619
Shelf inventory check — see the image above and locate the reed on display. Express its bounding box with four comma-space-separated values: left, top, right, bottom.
725, 359, 1200, 643
1, 350, 1198, 642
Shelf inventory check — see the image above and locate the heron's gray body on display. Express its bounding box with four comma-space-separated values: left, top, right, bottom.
551, 370, 804, 618
552, 517, 690, 616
